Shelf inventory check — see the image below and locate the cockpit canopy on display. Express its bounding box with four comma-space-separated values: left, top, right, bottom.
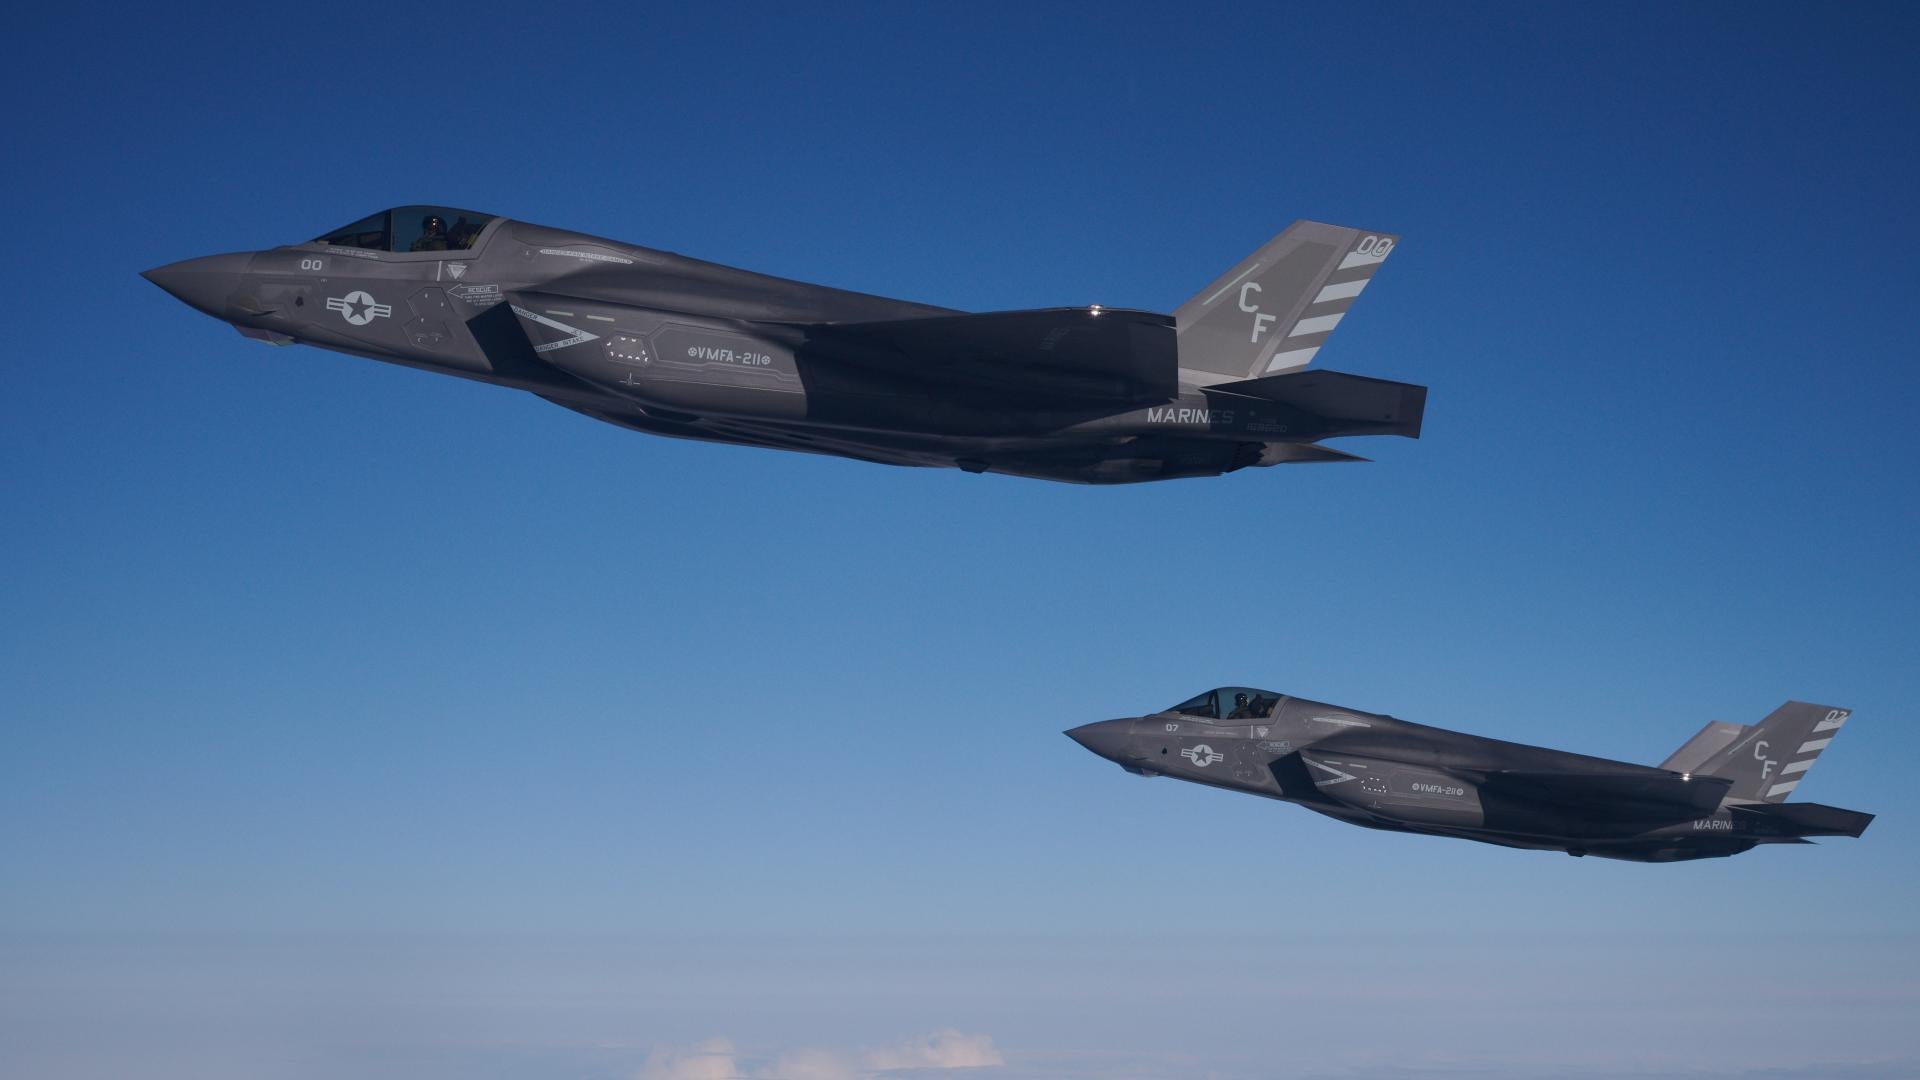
1164, 686, 1282, 721
313, 206, 496, 253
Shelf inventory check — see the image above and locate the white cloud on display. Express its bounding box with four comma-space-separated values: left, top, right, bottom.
862, 1029, 1005, 1071
763, 1046, 858, 1080
638, 1030, 1004, 1080
640, 1037, 747, 1080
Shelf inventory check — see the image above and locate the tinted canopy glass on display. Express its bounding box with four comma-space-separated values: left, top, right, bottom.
313, 206, 496, 253
315, 211, 388, 251
1164, 686, 1282, 720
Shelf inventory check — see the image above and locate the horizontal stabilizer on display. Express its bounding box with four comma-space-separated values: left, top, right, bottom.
804, 307, 1177, 406
1263, 443, 1370, 464
1730, 801, 1873, 838
1486, 769, 1733, 820
1204, 369, 1426, 439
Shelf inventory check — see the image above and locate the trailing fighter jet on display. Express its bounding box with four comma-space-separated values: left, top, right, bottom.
1067, 690, 1872, 861
143, 206, 1424, 483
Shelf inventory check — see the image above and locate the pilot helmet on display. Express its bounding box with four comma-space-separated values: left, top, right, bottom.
422, 214, 446, 232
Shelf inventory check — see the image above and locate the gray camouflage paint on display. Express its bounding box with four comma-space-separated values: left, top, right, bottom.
1067, 692, 1871, 862
145, 210, 1423, 484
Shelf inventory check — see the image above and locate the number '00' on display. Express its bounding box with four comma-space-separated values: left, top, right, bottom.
1354, 236, 1393, 257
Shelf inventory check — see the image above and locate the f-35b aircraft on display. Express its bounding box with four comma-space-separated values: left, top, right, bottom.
1067, 690, 1871, 861
144, 206, 1424, 483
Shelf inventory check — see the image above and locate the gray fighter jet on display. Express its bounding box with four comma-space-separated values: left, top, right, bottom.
143, 206, 1423, 483
1068, 690, 1871, 861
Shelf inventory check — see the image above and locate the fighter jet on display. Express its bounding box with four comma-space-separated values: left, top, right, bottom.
1067, 689, 1872, 861
143, 206, 1424, 483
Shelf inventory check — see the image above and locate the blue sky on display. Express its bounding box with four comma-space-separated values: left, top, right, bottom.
3, 3, 1918, 1078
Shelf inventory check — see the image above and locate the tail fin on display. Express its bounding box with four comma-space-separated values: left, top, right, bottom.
1660, 720, 1751, 774
1692, 702, 1852, 802
1173, 222, 1398, 385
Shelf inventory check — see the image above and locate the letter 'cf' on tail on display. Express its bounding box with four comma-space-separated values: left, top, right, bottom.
1665, 701, 1853, 802
1172, 221, 1399, 385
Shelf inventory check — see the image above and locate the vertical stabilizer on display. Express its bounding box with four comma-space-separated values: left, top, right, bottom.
1660, 721, 1750, 774
1173, 222, 1398, 385
1694, 702, 1851, 802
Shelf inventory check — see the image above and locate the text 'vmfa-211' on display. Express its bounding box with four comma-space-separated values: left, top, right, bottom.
146, 206, 1424, 484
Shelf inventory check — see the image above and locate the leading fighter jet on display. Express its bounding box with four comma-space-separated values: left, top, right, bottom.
143, 206, 1423, 483
1067, 689, 1872, 861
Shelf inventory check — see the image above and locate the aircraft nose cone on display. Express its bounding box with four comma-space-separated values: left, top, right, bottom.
1065, 719, 1134, 763
142, 252, 252, 318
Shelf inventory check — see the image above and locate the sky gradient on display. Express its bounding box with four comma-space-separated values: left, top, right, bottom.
3, 3, 1918, 1077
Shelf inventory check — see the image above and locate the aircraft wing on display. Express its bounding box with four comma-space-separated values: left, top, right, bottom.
532, 393, 942, 468
1293, 751, 1735, 831
799, 307, 1178, 407
1483, 769, 1733, 820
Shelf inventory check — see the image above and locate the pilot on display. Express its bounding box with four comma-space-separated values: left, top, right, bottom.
411, 214, 450, 252
448, 216, 479, 249
1227, 692, 1252, 719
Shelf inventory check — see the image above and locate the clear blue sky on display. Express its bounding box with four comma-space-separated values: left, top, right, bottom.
3, 4, 1917, 1078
